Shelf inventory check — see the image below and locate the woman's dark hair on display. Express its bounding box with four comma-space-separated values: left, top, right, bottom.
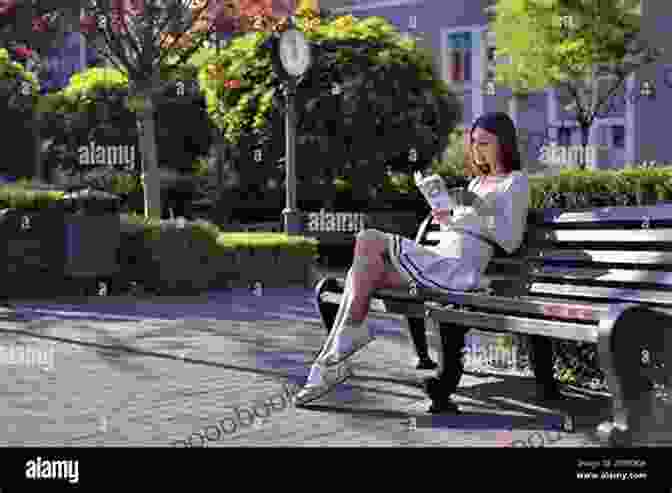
464, 112, 522, 176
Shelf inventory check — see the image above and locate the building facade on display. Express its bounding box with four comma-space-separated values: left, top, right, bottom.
330, 0, 672, 170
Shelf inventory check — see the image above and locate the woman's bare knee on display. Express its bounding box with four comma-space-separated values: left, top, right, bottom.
356, 229, 388, 244
355, 229, 388, 255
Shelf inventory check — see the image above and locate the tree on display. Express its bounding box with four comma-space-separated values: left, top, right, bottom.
34, 1, 238, 217
68, 1, 211, 217
73, 0, 321, 218
39, 65, 212, 203
489, 0, 662, 168
200, 10, 461, 213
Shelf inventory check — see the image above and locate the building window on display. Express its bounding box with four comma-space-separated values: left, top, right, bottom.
612, 125, 625, 148
446, 32, 472, 83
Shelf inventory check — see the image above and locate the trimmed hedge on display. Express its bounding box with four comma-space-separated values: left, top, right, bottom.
528, 165, 672, 209
118, 213, 319, 294
0, 185, 64, 210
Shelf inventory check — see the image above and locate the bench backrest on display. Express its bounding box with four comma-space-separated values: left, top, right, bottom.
415, 204, 672, 308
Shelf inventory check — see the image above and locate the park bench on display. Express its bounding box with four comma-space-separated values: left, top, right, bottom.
314, 204, 672, 446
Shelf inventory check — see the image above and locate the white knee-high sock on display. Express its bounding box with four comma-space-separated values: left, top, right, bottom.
320, 256, 379, 360
317, 269, 356, 361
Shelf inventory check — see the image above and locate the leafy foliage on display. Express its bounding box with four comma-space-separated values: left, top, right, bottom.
0, 47, 39, 107
197, 11, 461, 209
39, 65, 212, 203
489, 0, 661, 168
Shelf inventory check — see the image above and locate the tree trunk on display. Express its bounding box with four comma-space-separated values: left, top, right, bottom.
33, 109, 43, 181
136, 93, 162, 218
580, 124, 590, 170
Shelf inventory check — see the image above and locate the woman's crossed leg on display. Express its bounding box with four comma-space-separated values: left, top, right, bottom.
295, 229, 409, 405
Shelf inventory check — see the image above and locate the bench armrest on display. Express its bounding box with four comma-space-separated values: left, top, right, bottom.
415, 214, 434, 244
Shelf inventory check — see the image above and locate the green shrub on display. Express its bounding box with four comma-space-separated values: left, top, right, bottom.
39, 65, 212, 187
118, 214, 318, 293
431, 126, 467, 181
528, 164, 672, 209
0, 185, 63, 210
216, 232, 319, 258
199, 11, 461, 208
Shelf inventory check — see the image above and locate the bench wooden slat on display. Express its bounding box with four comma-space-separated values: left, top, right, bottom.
531, 266, 672, 287
529, 249, 672, 266
325, 282, 606, 322
528, 228, 672, 244
428, 305, 599, 343
530, 282, 672, 306
531, 204, 672, 225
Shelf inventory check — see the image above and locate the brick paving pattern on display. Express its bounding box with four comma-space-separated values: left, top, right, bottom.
1, 285, 662, 447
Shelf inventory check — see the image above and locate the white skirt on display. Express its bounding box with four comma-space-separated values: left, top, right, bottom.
386, 233, 489, 292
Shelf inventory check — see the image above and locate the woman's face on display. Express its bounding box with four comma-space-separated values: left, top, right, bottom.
471, 127, 502, 175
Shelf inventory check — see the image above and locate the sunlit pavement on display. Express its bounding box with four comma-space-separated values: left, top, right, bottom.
0, 288, 613, 446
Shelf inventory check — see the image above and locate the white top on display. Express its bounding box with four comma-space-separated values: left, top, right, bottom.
435, 171, 529, 274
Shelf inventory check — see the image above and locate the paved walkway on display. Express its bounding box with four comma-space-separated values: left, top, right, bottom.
0, 287, 650, 447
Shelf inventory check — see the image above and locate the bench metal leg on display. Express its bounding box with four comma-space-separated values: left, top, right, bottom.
528, 335, 562, 400
425, 323, 469, 405
598, 304, 668, 446
438, 323, 470, 391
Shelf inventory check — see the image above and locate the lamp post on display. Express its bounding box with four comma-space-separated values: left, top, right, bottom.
276, 19, 312, 235
283, 75, 300, 234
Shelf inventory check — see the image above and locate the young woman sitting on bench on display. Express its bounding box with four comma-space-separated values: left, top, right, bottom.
295, 112, 555, 410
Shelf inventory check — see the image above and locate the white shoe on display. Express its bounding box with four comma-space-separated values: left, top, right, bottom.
321, 334, 375, 367
294, 360, 352, 406
321, 318, 375, 367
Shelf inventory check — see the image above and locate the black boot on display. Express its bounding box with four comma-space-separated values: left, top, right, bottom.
407, 317, 438, 369
423, 323, 468, 413
424, 377, 460, 413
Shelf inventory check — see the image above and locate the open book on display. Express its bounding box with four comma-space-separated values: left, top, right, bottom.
414, 171, 476, 210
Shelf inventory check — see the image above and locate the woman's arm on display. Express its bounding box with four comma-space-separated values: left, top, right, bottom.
490, 173, 529, 253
